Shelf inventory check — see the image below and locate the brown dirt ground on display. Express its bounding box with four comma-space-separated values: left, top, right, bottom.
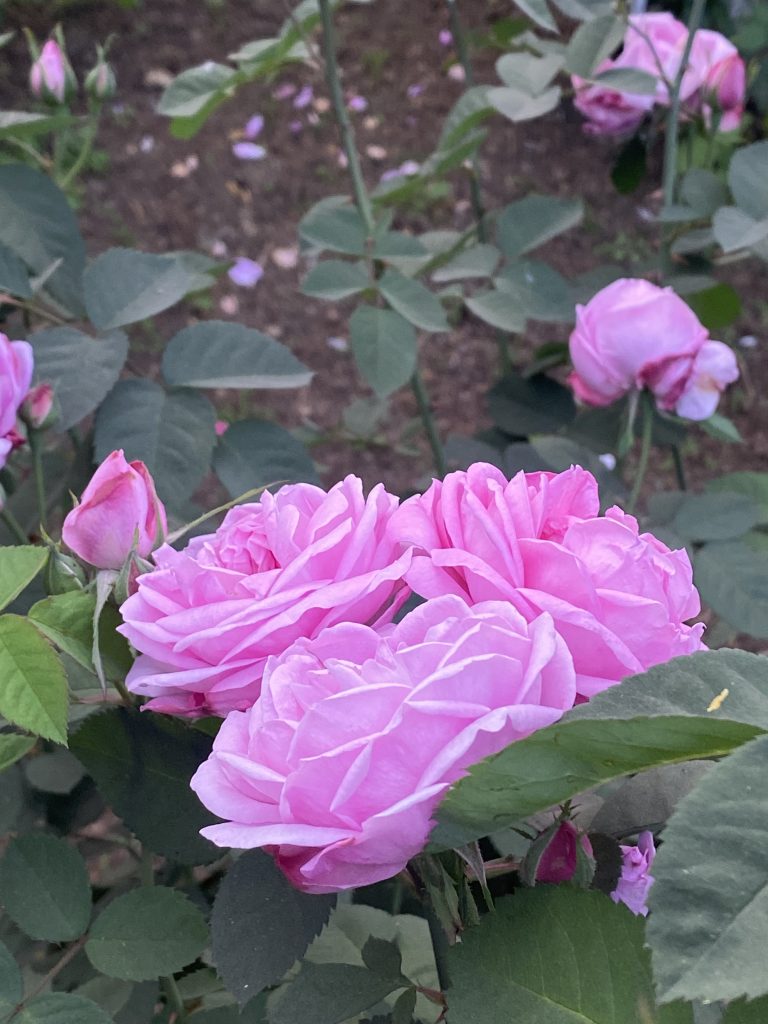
1, 0, 766, 502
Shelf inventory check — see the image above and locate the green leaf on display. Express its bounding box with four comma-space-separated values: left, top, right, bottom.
496, 52, 563, 93
29, 327, 129, 432
350, 307, 417, 398
511, 0, 558, 32
211, 850, 336, 1005
565, 14, 626, 76
269, 963, 405, 1024
0, 164, 85, 315
371, 232, 427, 259
438, 87, 493, 149
648, 732, 768, 1004
432, 649, 768, 848
487, 85, 561, 123
488, 373, 575, 437
445, 888, 692, 1024
684, 283, 742, 332
84, 248, 210, 330
162, 321, 312, 390
299, 205, 368, 256
700, 412, 742, 444
213, 419, 318, 497
694, 541, 768, 639
0, 734, 36, 772
728, 140, 768, 220
29, 591, 132, 681
0, 616, 67, 744
671, 492, 759, 542
497, 195, 583, 259
94, 379, 216, 503
0, 833, 91, 941
722, 997, 768, 1023
24, 748, 85, 794
86, 886, 208, 981
157, 62, 236, 118
0, 241, 31, 298
16, 993, 114, 1024
0, 547, 48, 612
681, 169, 729, 217
593, 66, 658, 94
378, 269, 448, 332
0, 111, 69, 139
71, 706, 220, 864
589, 761, 712, 837
706, 473, 768, 526
465, 289, 526, 331
431, 244, 500, 282
495, 260, 575, 321
0, 940, 22, 1015
301, 260, 370, 300
712, 207, 768, 253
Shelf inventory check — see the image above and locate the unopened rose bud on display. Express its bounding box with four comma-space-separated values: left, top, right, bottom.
85, 48, 116, 101
536, 821, 594, 884
29, 38, 76, 105
44, 548, 87, 595
21, 384, 56, 431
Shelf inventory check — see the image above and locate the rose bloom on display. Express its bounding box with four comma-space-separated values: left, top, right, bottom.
62, 450, 167, 570
191, 595, 576, 893
391, 463, 705, 701
0, 334, 34, 470
568, 279, 739, 421
119, 477, 411, 718
611, 831, 656, 916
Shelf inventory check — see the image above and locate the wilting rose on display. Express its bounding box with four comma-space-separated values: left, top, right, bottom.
119, 476, 411, 718
0, 334, 34, 470
62, 450, 166, 570
392, 464, 705, 700
191, 595, 576, 893
611, 831, 656, 916
568, 278, 738, 420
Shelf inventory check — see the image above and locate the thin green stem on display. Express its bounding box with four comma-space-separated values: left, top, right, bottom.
661, 0, 706, 209
671, 443, 687, 491
29, 431, 47, 531
59, 105, 102, 190
411, 370, 447, 477
5, 934, 89, 1021
628, 397, 654, 515
1, 509, 28, 545
163, 975, 186, 1022
317, 0, 375, 233
425, 905, 452, 994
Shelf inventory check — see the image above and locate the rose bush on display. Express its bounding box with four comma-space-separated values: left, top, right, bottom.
119, 476, 411, 716
191, 594, 576, 893
392, 463, 705, 699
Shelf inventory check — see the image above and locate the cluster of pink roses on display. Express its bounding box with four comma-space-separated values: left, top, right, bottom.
573, 12, 745, 136
101, 463, 705, 897
569, 279, 739, 421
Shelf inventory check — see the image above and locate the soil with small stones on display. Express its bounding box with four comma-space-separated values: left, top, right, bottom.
1, 0, 765, 506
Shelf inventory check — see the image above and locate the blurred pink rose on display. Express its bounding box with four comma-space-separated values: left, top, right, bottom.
30, 40, 68, 103
686, 31, 745, 131
191, 594, 576, 892
611, 831, 656, 916
572, 70, 651, 136
62, 450, 166, 570
392, 464, 705, 700
0, 334, 34, 470
568, 278, 738, 420
21, 383, 55, 430
536, 821, 593, 883
119, 477, 412, 718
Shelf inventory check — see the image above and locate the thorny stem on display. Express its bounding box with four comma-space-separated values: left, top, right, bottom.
425, 904, 452, 994
318, 0, 448, 476
628, 395, 654, 514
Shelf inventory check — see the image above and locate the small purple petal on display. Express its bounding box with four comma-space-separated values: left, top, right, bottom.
380, 168, 403, 182
439, 29, 453, 46
232, 142, 267, 161
407, 83, 425, 98
228, 258, 264, 288
273, 83, 297, 100
399, 160, 420, 176
294, 85, 314, 109
244, 114, 264, 140
347, 94, 368, 112
289, 119, 304, 134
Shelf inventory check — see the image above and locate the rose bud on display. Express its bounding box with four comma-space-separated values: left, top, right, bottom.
21, 383, 56, 431
85, 44, 117, 102
536, 821, 594, 884
62, 450, 167, 570
29, 38, 76, 105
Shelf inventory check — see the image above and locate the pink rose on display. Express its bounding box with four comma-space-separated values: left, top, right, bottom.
572, 68, 651, 137
685, 31, 745, 131
30, 40, 69, 104
62, 450, 167, 570
119, 476, 411, 718
392, 464, 705, 701
21, 383, 55, 430
568, 278, 738, 420
536, 821, 594, 884
0, 334, 34, 470
611, 831, 656, 916
191, 595, 576, 893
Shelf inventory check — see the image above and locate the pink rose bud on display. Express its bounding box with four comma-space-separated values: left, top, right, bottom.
686, 30, 745, 132
62, 449, 167, 570
21, 383, 56, 430
85, 53, 117, 102
611, 831, 656, 916
0, 333, 34, 470
214, 420, 229, 437
536, 822, 594, 884
568, 278, 739, 420
30, 39, 75, 105
191, 595, 576, 892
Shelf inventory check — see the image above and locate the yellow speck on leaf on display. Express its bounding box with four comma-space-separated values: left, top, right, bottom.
707, 688, 729, 713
